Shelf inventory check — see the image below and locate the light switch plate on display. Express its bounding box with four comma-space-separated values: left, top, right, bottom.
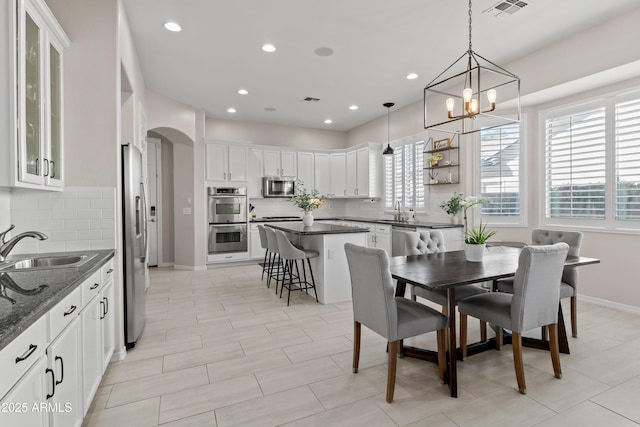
183, 207, 192, 215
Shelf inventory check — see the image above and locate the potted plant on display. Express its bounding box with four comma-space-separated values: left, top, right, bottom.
461, 196, 496, 262
289, 181, 328, 226
427, 152, 443, 167
440, 192, 464, 224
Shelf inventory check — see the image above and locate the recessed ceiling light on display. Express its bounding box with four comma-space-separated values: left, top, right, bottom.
349, 105, 359, 111
227, 107, 236, 113
406, 73, 419, 80
324, 119, 333, 124
314, 47, 334, 57
237, 89, 248, 95
163, 22, 182, 32
264, 107, 277, 112
262, 44, 276, 53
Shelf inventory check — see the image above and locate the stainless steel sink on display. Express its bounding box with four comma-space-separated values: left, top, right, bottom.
1, 254, 97, 271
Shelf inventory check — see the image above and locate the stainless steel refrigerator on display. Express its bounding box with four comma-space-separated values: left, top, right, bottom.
122, 144, 148, 348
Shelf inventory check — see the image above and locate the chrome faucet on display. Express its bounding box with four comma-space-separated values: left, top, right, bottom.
0, 225, 48, 263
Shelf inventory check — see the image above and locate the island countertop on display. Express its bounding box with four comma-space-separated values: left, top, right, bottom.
265, 222, 369, 235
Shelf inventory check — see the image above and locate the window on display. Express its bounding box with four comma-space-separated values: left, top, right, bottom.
474, 119, 525, 226
384, 136, 425, 209
542, 90, 640, 229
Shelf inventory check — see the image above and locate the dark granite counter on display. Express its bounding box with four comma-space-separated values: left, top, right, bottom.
250, 217, 302, 223
265, 222, 369, 235
253, 216, 461, 229
0, 249, 115, 351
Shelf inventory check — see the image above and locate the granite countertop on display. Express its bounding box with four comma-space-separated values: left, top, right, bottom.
265, 222, 370, 235
0, 249, 115, 351
252, 216, 462, 229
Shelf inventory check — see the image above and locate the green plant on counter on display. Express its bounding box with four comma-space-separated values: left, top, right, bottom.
440, 192, 464, 215
290, 181, 328, 213
465, 221, 496, 244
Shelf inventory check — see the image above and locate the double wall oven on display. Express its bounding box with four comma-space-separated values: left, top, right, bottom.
208, 187, 248, 254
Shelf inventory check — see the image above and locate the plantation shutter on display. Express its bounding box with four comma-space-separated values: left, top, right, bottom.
545, 107, 607, 219
384, 155, 393, 208
415, 141, 425, 208
615, 97, 640, 220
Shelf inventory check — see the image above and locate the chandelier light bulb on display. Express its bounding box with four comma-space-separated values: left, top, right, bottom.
463, 88, 473, 103
470, 99, 478, 114
446, 98, 455, 113
487, 89, 497, 104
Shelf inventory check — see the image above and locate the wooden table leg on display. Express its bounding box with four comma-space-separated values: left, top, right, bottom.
395, 280, 407, 298
447, 287, 457, 398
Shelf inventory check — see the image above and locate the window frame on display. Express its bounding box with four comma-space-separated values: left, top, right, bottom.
384, 133, 426, 212
473, 115, 528, 227
539, 89, 640, 232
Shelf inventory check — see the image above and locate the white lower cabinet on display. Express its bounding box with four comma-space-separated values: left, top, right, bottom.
0, 356, 49, 427
80, 293, 102, 416
366, 224, 391, 255
101, 280, 115, 369
46, 317, 82, 427
249, 223, 265, 260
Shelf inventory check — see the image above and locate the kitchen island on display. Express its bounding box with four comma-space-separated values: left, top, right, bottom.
265, 222, 368, 304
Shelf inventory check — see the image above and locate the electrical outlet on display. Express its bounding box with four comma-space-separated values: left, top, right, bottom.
328, 249, 335, 259
183, 207, 192, 215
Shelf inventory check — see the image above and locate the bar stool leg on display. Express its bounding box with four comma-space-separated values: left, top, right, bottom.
307, 258, 318, 302
287, 260, 295, 306
262, 250, 269, 281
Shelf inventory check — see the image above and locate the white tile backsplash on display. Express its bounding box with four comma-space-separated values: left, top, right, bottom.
9, 187, 116, 254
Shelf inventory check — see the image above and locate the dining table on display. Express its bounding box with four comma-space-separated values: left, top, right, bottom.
388, 245, 600, 397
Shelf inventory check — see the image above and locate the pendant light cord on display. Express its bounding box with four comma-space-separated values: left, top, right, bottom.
468, 0, 473, 53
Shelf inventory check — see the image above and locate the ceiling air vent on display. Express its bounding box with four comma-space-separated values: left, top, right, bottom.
483, 0, 528, 17
303, 97, 320, 103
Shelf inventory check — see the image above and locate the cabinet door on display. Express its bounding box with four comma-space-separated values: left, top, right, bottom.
20, 7, 45, 185
356, 148, 369, 197
250, 229, 265, 259
46, 42, 63, 187
296, 152, 314, 191
280, 151, 297, 177
101, 280, 115, 370
227, 145, 248, 181
375, 233, 392, 255
345, 151, 357, 196
314, 153, 331, 196
81, 296, 102, 416
205, 143, 227, 181
0, 357, 49, 427
366, 232, 376, 248
48, 317, 81, 427
247, 149, 263, 197
330, 153, 346, 196
263, 150, 280, 176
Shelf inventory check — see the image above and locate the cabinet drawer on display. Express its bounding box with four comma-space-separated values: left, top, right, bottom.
81, 270, 102, 306
49, 285, 82, 341
375, 225, 391, 235
102, 258, 115, 284
0, 315, 47, 400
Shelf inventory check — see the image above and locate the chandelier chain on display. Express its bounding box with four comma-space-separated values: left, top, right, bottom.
468, 0, 473, 52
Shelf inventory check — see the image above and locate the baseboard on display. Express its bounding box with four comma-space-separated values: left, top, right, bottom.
110, 347, 127, 363
579, 294, 640, 314
158, 262, 174, 268
173, 264, 207, 271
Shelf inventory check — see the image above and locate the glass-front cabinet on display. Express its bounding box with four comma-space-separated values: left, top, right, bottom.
13, 0, 69, 188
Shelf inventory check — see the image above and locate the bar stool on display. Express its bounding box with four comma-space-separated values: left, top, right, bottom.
264, 227, 284, 292
274, 229, 319, 306
257, 225, 271, 282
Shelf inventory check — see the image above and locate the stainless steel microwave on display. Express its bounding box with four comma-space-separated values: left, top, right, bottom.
262, 177, 295, 198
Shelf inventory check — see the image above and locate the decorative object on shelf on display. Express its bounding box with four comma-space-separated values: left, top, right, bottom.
382, 102, 395, 155
433, 138, 451, 150
428, 171, 439, 184
440, 192, 464, 224
423, 0, 520, 135
290, 181, 328, 227
461, 196, 496, 261
427, 152, 443, 167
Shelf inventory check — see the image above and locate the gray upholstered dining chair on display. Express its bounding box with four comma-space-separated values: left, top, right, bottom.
458, 242, 569, 395
496, 229, 583, 337
344, 243, 447, 403
393, 229, 488, 358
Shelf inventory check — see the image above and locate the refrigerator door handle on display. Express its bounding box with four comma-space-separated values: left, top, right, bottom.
140, 182, 148, 262
135, 195, 141, 236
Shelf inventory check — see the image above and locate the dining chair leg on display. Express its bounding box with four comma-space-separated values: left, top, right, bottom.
512, 332, 526, 395
386, 340, 398, 403
496, 327, 503, 350
571, 296, 578, 338
460, 314, 468, 360
437, 329, 446, 384
480, 320, 487, 341
548, 323, 563, 379
353, 321, 361, 373
541, 325, 549, 341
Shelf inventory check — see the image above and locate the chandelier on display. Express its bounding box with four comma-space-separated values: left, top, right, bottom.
424, 0, 521, 135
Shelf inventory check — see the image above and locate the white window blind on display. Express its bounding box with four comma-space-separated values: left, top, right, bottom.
383, 137, 425, 209
615, 97, 640, 220
479, 123, 520, 217
545, 107, 607, 219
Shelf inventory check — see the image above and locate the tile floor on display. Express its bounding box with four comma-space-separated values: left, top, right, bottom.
82, 264, 640, 426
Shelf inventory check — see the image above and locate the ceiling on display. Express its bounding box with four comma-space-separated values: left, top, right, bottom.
122, 0, 639, 132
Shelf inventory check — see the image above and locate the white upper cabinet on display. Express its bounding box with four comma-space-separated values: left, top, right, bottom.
345, 145, 381, 198
0, 0, 70, 190
263, 149, 296, 177
330, 152, 346, 197
247, 148, 263, 197
346, 150, 358, 196
296, 152, 314, 191
314, 153, 331, 196
205, 142, 248, 183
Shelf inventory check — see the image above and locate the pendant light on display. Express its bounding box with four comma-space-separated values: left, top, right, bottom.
382, 102, 395, 156
423, 0, 520, 134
